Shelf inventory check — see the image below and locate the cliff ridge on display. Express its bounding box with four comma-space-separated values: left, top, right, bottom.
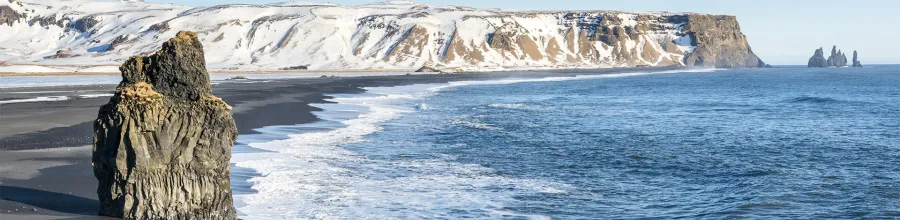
1, 1, 767, 70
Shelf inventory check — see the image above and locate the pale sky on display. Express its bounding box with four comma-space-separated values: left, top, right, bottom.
147, 0, 899, 65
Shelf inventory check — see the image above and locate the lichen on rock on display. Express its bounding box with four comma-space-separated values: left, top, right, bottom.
93, 31, 237, 220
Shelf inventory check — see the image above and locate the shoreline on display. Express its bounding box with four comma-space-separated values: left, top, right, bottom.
0, 64, 666, 77
0, 66, 681, 219
0, 69, 418, 77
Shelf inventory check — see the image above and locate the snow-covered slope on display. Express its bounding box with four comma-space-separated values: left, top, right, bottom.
0, 0, 766, 71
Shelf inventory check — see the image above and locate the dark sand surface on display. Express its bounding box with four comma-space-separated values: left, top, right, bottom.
0, 67, 677, 219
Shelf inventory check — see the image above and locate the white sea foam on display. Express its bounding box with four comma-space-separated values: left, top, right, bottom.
428, 68, 720, 92
0, 96, 69, 105
231, 68, 711, 219
78, 93, 114, 98
488, 103, 551, 111
231, 83, 571, 219
449, 116, 504, 131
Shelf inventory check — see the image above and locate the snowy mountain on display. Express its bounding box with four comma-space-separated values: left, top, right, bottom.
0, 0, 767, 71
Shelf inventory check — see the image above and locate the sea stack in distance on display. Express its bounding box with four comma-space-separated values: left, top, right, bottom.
852, 50, 863, 67
808, 45, 856, 68
92, 31, 238, 219
825, 46, 848, 67
808, 48, 828, 68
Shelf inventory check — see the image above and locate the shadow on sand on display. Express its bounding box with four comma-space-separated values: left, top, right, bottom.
1, 185, 98, 215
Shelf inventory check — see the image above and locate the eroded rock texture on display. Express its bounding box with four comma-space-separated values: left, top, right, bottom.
681, 15, 767, 68
93, 31, 237, 220
826, 46, 848, 67
809, 45, 855, 68
808, 47, 828, 68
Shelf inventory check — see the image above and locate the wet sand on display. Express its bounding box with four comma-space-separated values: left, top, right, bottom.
0, 67, 677, 219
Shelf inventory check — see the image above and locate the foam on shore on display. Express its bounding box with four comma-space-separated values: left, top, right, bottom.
229, 69, 712, 219
0, 96, 69, 105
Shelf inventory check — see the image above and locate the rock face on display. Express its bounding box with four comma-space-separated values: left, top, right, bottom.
0, 5, 25, 26
0, 1, 768, 70
50, 49, 75, 59
93, 31, 237, 220
681, 15, 768, 68
825, 46, 848, 67
808, 47, 828, 68
415, 66, 441, 73
852, 50, 863, 68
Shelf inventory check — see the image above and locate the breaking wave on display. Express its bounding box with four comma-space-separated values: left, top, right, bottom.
230, 69, 706, 219
0, 96, 69, 105
786, 96, 841, 104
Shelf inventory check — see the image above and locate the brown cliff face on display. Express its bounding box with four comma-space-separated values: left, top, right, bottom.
681, 14, 766, 68
0, 5, 25, 26
93, 31, 237, 220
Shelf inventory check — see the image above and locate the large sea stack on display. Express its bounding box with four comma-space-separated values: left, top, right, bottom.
93, 31, 238, 219
852, 50, 863, 68
808, 48, 828, 68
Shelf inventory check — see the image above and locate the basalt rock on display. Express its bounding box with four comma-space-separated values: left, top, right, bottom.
107, 34, 131, 51
852, 50, 863, 68
415, 65, 441, 73
93, 31, 237, 220
52, 49, 75, 58
809, 46, 853, 68
70, 15, 100, 33
808, 47, 827, 68
825, 46, 848, 67
0, 5, 25, 26
681, 14, 767, 68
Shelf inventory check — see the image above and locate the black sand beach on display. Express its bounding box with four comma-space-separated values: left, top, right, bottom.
0, 67, 677, 219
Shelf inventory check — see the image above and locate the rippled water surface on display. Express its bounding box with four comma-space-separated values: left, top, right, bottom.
235, 66, 900, 219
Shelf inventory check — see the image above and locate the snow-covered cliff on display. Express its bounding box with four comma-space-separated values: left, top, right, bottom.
0, 0, 766, 71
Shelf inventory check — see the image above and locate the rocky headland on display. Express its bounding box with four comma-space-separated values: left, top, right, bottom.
0, 0, 767, 71
808, 46, 862, 68
680, 15, 768, 68
92, 31, 237, 219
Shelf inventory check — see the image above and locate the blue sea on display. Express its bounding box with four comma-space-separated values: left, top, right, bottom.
231, 66, 900, 219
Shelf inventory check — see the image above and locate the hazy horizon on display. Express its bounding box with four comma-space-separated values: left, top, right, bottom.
140, 0, 899, 65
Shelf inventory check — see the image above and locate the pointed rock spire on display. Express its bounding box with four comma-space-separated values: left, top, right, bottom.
852, 50, 863, 68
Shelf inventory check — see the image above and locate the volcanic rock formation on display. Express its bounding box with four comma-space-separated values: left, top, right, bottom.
826, 46, 848, 67
809, 45, 857, 68
415, 65, 441, 73
852, 50, 863, 68
808, 48, 828, 68
0, 1, 769, 70
680, 15, 768, 68
93, 31, 237, 219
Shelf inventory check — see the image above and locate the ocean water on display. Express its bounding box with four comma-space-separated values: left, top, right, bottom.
232, 66, 900, 219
